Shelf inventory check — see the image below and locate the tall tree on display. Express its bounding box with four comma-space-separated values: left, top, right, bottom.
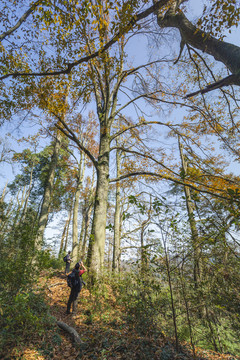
178, 137, 201, 288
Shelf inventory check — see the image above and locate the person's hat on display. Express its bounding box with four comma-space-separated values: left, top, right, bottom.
75, 262, 80, 270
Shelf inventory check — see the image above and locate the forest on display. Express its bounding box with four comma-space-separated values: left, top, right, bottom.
0, 0, 240, 359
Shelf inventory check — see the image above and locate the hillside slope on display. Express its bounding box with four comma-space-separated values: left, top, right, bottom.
4, 271, 240, 360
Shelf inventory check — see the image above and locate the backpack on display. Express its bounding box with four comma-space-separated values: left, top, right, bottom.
63, 255, 67, 262
67, 270, 81, 289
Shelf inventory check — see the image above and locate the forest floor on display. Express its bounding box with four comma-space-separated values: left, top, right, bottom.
5, 271, 240, 360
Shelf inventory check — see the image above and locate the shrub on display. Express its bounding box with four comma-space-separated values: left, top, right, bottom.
0, 290, 55, 349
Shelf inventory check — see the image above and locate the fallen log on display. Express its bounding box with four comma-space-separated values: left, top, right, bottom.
56, 321, 83, 345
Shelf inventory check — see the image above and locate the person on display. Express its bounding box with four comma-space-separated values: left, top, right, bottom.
66, 261, 87, 315
64, 250, 72, 274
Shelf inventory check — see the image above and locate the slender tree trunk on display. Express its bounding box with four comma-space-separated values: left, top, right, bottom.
164, 242, 179, 352
0, 199, 14, 243
140, 224, 146, 274
82, 202, 93, 259
59, 209, 72, 257
178, 137, 201, 287
205, 306, 219, 352
108, 237, 112, 271
72, 152, 86, 263
80, 168, 95, 260
112, 146, 121, 273
179, 265, 196, 359
140, 196, 152, 273
0, 182, 8, 203
21, 165, 34, 222
12, 188, 27, 231
35, 131, 62, 251
64, 208, 72, 253
78, 214, 85, 259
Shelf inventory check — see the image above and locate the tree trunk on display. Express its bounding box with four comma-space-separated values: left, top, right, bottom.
87, 132, 110, 275
112, 146, 121, 273
78, 214, 85, 259
140, 224, 145, 274
64, 207, 72, 253
72, 152, 86, 263
80, 168, 95, 260
59, 209, 72, 257
81, 201, 93, 260
21, 165, 34, 223
178, 137, 201, 287
163, 241, 179, 352
35, 131, 62, 251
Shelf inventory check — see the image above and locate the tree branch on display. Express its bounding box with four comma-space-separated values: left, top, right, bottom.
110, 171, 239, 202
155, 1, 240, 96
0, 0, 42, 42
53, 117, 98, 169
0, 0, 169, 80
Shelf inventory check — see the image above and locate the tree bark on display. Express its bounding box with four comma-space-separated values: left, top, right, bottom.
87, 132, 110, 275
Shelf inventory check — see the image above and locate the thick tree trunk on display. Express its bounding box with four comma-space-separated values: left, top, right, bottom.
35, 132, 62, 250
87, 132, 110, 275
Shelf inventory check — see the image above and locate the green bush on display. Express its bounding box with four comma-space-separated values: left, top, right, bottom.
114, 270, 168, 335
0, 290, 55, 348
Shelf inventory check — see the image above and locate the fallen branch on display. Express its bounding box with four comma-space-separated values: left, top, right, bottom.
47, 282, 66, 292
48, 282, 66, 288
57, 321, 83, 345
